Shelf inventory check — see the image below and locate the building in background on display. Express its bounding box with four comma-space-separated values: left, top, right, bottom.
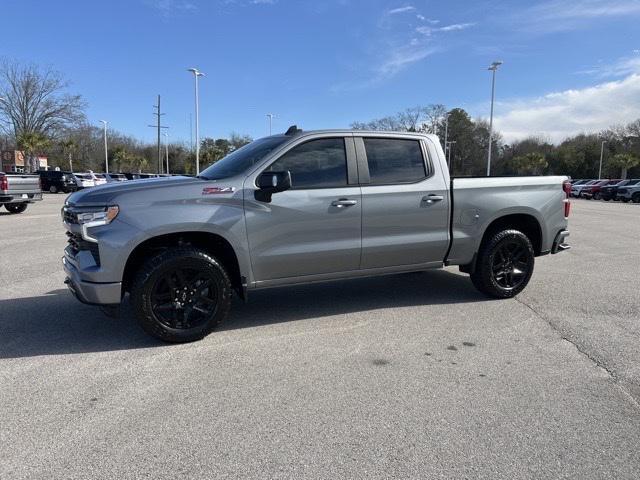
1, 150, 47, 172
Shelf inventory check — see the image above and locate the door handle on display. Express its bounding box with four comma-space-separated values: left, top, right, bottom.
331, 198, 357, 207
422, 194, 444, 204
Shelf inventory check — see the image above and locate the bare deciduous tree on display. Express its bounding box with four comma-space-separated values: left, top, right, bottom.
0, 60, 86, 139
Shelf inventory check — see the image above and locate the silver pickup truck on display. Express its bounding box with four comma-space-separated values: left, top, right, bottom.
62, 128, 571, 342
0, 172, 43, 214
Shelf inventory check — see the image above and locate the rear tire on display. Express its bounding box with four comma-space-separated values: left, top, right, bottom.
130, 247, 232, 343
593, 192, 601, 200
470, 229, 535, 299
633, 193, 640, 204
49, 185, 58, 193
5, 203, 28, 214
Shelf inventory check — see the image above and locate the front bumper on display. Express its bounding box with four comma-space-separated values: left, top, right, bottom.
551, 230, 571, 254
63, 256, 122, 305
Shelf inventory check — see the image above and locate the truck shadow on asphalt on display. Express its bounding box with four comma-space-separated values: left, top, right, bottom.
0, 269, 489, 359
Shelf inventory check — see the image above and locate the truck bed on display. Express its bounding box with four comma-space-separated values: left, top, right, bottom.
447, 175, 569, 266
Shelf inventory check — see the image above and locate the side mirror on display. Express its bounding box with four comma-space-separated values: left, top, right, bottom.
255, 170, 292, 202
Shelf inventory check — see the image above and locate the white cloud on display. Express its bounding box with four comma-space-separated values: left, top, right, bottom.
146, 0, 197, 17
387, 6, 415, 15
577, 52, 640, 78
438, 22, 475, 32
376, 46, 439, 78
494, 74, 640, 143
517, 0, 640, 32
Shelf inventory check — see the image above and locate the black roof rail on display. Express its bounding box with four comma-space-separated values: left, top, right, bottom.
285, 125, 302, 136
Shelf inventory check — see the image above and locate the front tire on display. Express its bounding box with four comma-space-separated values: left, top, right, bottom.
130, 247, 232, 342
5, 203, 28, 214
49, 185, 58, 193
633, 193, 640, 204
470, 229, 535, 299
593, 192, 601, 200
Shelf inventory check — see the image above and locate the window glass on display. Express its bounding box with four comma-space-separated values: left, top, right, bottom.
269, 138, 347, 189
363, 138, 426, 184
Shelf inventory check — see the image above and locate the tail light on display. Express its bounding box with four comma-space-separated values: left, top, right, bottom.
0, 174, 7, 191
562, 180, 571, 217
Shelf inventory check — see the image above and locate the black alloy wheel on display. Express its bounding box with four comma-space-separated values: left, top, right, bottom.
130, 247, 232, 342
150, 267, 219, 330
489, 238, 533, 291
470, 229, 535, 298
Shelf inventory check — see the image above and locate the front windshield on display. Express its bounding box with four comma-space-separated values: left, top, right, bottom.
199, 136, 290, 180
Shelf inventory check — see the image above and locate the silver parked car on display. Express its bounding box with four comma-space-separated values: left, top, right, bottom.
62, 128, 571, 342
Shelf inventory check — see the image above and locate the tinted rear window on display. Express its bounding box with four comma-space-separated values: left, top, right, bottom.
363, 138, 426, 184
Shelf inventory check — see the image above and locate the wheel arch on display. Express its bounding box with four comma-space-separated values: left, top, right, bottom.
481, 213, 543, 255
122, 231, 245, 299
460, 212, 543, 275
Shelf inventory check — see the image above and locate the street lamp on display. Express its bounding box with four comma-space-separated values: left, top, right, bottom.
598, 140, 607, 180
266, 113, 275, 136
446, 140, 456, 170
164, 132, 170, 174
99, 120, 108, 173
187, 67, 205, 175
443, 112, 450, 157
486, 60, 503, 176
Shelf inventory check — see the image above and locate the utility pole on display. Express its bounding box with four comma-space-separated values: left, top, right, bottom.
148, 94, 168, 174
487, 61, 503, 177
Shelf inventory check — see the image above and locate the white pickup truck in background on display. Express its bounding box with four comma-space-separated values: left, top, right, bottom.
0, 172, 43, 214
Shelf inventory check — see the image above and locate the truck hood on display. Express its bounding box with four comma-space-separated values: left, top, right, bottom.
66, 176, 201, 205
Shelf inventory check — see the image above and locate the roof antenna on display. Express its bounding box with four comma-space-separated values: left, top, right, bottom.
285, 125, 302, 136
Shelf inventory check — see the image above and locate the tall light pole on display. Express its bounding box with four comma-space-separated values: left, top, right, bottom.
99, 120, 108, 173
598, 140, 607, 180
446, 140, 456, 170
443, 112, 450, 158
164, 132, 170, 174
188, 68, 205, 175
486, 60, 503, 177
266, 113, 275, 136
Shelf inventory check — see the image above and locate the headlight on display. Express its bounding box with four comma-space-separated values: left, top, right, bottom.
77, 206, 119, 243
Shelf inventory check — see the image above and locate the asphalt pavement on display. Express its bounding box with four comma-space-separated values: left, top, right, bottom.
1, 195, 639, 479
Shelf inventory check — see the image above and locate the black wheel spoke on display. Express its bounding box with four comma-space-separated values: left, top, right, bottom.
150, 266, 220, 330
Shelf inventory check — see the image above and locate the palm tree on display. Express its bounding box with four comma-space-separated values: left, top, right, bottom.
59, 139, 77, 172
609, 153, 640, 179
17, 132, 50, 172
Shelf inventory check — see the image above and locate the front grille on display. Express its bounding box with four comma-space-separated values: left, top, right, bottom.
66, 231, 100, 265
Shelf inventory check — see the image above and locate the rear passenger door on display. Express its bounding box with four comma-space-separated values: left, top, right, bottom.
356, 136, 449, 269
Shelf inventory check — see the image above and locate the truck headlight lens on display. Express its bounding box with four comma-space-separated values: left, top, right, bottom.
77, 206, 119, 225
77, 206, 119, 243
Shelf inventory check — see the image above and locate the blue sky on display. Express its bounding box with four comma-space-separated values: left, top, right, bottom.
2, 0, 640, 143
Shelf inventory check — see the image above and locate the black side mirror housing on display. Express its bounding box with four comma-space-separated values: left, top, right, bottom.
255, 170, 292, 202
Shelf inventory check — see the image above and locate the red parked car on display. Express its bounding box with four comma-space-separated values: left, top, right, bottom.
581, 179, 622, 200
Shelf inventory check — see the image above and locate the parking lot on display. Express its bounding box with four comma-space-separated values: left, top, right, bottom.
1, 195, 639, 479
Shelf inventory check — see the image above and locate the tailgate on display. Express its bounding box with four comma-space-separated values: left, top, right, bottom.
2, 174, 42, 194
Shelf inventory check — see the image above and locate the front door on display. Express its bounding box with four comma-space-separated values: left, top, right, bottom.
245, 136, 362, 282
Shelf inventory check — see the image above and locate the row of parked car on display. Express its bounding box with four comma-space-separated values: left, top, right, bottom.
37, 170, 168, 193
569, 178, 640, 202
